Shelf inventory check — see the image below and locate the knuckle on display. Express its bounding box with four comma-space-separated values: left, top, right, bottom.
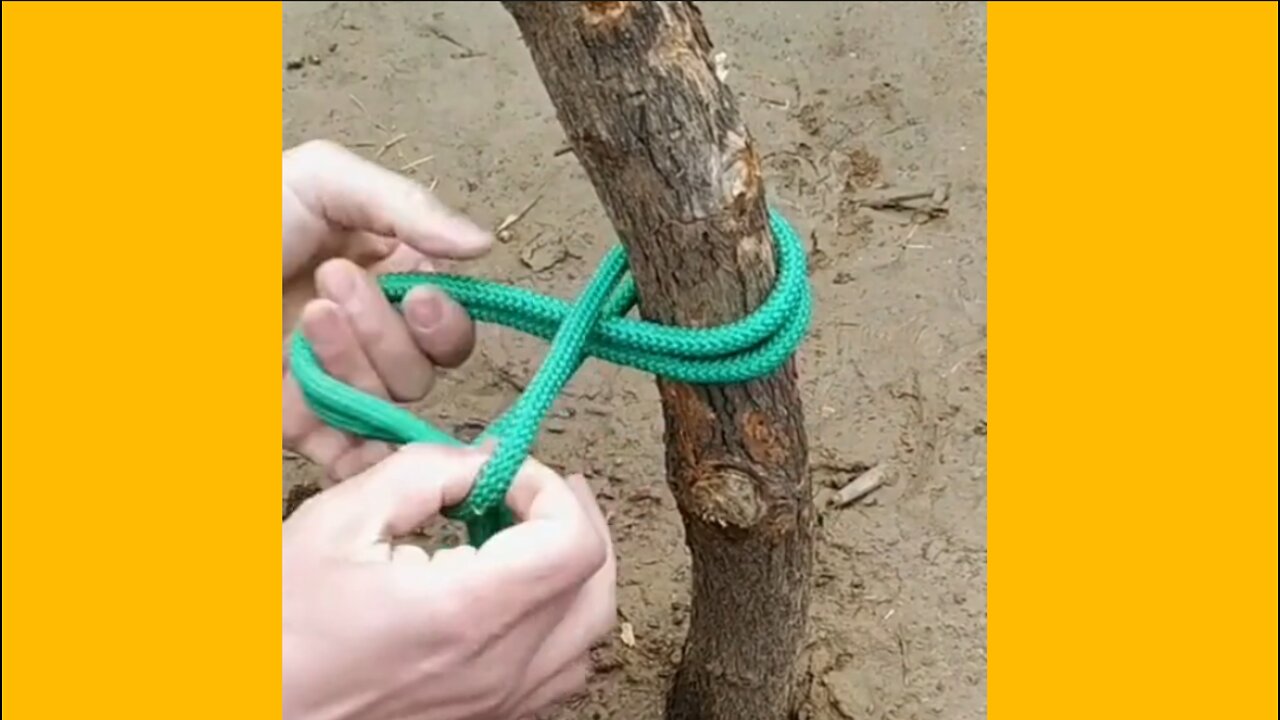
581, 514, 611, 569
325, 454, 366, 484
314, 344, 358, 382
385, 443, 453, 472
567, 522, 609, 580
374, 443, 484, 492
281, 422, 307, 448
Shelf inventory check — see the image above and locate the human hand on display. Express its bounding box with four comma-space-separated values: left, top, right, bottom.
282, 445, 616, 720
282, 140, 493, 481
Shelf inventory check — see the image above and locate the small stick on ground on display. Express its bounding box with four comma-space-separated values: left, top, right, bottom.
424, 24, 486, 59
376, 133, 408, 159
553, 144, 574, 157
496, 194, 543, 234
858, 189, 934, 208
348, 93, 370, 115
754, 95, 792, 110
857, 186, 949, 213
400, 155, 435, 172
831, 464, 889, 507
348, 93, 392, 133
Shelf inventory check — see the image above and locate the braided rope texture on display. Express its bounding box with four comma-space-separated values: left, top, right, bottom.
290, 208, 812, 546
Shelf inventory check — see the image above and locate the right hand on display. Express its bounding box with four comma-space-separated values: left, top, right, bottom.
282, 444, 617, 720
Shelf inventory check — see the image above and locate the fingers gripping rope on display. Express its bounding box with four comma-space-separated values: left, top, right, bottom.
290, 208, 812, 546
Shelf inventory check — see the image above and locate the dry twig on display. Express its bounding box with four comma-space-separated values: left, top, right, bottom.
348, 94, 392, 133
424, 24, 485, 59
400, 155, 435, 172
831, 464, 889, 507
496, 194, 543, 234
376, 133, 407, 158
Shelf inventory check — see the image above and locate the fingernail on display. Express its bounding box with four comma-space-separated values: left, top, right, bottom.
408, 291, 443, 331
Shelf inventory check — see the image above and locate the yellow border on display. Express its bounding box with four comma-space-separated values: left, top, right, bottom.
991, 2, 1277, 717
3, 1, 1276, 718
3, 2, 281, 717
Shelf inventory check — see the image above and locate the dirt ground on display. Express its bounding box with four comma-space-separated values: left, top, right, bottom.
283, 2, 987, 718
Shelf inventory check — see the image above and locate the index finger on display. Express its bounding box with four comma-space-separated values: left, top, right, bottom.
323, 441, 608, 619
298, 443, 489, 546
284, 140, 494, 259
449, 459, 609, 618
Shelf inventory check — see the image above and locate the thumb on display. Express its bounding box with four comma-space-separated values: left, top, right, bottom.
319, 444, 490, 544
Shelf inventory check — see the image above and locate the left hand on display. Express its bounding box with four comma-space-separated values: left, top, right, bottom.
283, 140, 494, 481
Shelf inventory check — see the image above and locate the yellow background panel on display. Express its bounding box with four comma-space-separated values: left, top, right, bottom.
3, 2, 281, 717
2, 1, 1276, 718
991, 2, 1276, 718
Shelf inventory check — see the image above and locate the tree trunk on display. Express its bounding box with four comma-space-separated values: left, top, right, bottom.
503, 3, 814, 719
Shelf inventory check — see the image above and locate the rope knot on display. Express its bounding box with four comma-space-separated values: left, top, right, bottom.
290, 207, 811, 546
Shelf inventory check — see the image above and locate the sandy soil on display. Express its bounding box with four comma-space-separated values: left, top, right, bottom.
283, 2, 987, 718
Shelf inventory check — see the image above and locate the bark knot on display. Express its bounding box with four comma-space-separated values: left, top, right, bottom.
688, 462, 763, 529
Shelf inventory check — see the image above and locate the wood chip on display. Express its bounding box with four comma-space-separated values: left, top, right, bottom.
619, 622, 637, 648
713, 51, 729, 82
931, 182, 950, 204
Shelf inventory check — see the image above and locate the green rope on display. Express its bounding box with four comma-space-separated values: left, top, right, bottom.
290, 207, 811, 546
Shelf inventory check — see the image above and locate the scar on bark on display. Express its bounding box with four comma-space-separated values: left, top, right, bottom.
661, 383, 763, 529
582, 1, 634, 28
724, 132, 765, 217
741, 408, 790, 467
661, 382, 716, 469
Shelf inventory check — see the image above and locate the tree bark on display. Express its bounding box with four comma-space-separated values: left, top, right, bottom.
503, 3, 814, 719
